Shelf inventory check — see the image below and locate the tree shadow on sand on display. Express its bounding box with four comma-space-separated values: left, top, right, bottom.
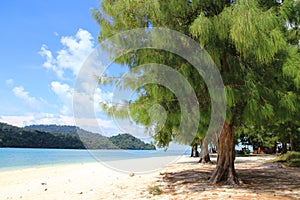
156, 156, 300, 199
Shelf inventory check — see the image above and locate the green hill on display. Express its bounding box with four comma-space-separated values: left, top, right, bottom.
109, 133, 155, 150
0, 123, 155, 150
25, 124, 116, 149
0, 123, 84, 149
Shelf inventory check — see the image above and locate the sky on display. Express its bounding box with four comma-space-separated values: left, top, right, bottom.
0, 0, 118, 131
0, 1, 201, 150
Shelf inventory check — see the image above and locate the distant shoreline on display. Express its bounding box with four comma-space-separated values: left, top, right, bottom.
0, 148, 187, 172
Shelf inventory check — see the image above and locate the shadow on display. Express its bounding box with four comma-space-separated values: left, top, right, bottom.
157, 156, 300, 199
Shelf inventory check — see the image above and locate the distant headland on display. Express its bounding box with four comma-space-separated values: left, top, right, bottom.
0, 123, 155, 150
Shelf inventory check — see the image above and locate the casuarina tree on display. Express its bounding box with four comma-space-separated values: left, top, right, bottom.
93, 0, 300, 184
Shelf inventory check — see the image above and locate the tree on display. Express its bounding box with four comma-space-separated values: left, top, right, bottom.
93, 0, 300, 184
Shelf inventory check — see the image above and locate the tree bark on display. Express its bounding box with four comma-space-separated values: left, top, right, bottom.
209, 122, 241, 185
290, 133, 294, 151
282, 142, 287, 154
191, 144, 199, 157
198, 138, 211, 163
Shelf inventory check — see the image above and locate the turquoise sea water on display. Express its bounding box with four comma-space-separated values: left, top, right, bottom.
0, 148, 189, 171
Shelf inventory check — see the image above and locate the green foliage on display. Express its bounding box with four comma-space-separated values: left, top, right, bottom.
148, 185, 162, 195
94, 0, 300, 149
272, 151, 300, 167
109, 133, 155, 150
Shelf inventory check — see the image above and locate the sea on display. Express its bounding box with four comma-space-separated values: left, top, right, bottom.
0, 148, 190, 171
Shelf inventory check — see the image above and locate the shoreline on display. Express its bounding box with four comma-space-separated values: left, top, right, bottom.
0, 155, 188, 200
1, 155, 299, 199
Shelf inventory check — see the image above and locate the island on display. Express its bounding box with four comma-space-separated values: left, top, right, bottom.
0, 123, 155, 150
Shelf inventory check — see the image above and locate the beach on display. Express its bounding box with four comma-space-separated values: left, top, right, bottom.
1, 155, 300, 199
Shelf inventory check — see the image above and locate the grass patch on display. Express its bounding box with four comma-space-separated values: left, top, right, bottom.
148, 185, 162, 195
272, 151, 300, 167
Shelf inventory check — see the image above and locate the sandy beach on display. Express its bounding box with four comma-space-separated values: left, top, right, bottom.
1, 155, 300, 200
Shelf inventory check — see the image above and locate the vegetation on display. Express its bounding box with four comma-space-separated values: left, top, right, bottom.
25, 124, 115, 149
148, 185, 162, 195
0, 123, 156, 150
0, 123, 85, 149
109, 134, 155, 150
272, 151, 300, 167
93, 0, 300, 185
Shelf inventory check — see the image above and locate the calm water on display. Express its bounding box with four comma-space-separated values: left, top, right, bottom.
0, 148, 189, 171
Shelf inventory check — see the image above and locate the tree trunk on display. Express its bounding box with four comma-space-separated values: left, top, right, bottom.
290, 133, 294, 151
282, 142, 287, 154
209, 122, 241, 185
191, 144, 199, 157
198, 138, 211, 163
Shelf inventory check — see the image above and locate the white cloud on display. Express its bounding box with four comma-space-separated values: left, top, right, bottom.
94, 87, 113, 110
12, 86, 42, 108
39, 45, 64, 78
39, 29, 94, 79
5, 79, 14, 86
0, 114, 75, 127
50, 81, 113, 116
51, 81, 73, 100
50, 81, 73, 115
0, 114, 113, 132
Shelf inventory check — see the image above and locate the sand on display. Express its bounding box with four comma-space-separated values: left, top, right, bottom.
1, 154, 299, 200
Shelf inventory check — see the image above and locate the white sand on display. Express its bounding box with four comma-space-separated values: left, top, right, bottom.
0, 156, 184, 200
2, 155, 299, 199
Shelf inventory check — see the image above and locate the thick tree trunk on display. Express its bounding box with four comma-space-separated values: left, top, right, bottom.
209, 122, 241, 185
198, 138, 211, 163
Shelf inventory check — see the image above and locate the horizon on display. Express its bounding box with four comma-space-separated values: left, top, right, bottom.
0, 1, 150, 139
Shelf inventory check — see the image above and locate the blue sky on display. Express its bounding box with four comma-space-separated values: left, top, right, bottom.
0, 0, 112, 128
0, 1, 195, 150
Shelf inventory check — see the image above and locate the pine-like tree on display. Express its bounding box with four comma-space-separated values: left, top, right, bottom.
93, 0, 300, 184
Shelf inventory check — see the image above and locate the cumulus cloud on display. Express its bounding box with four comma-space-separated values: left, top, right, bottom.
39, 29, 94, 79
39, 45, 64, 78
50, 81, 73, 115
12, 86, 43, 108
50, 81, 112, 116
3, 29, 117, 132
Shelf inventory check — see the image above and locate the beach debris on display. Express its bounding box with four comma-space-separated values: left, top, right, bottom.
129, 172, 135, 177
79, 192, 83, 195
41, 182, 47, 185
44, 188, 47, 191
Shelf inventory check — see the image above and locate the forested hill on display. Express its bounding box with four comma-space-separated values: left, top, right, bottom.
0, 123, 85, 149
110, 133, 155, 150
0, 123, 155, 150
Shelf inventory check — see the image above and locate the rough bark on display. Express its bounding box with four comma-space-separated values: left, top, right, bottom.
198, 138, 211, 163
209, 122, 241, 185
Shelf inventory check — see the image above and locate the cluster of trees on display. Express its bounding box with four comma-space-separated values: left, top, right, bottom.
94, 0, 300, 184
236, 124, 300, 153
0, 123, 155, 150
